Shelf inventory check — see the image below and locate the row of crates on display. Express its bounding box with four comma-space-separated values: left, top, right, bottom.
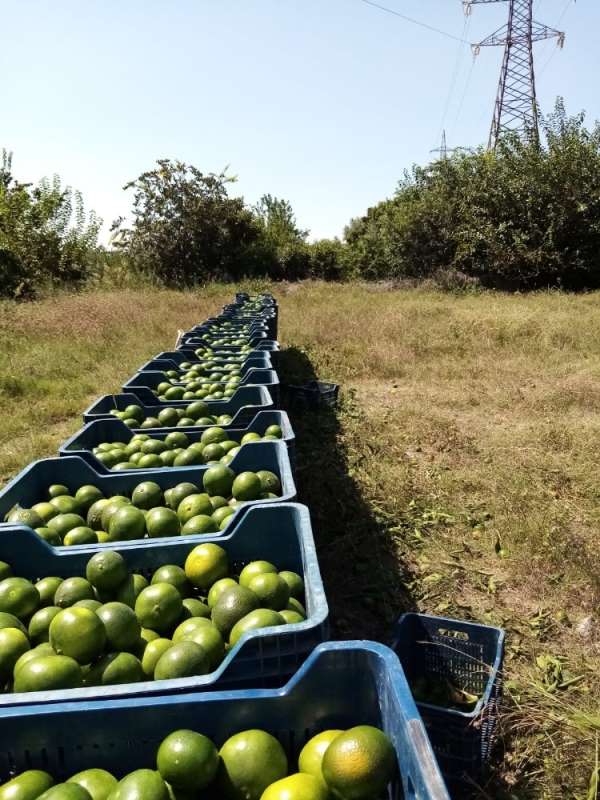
0, 293, 502, 798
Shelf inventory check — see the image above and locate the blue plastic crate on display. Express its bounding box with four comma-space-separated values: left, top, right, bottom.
179, 330, 269, 348
0, 441, 296, 549
82, 385, 274, 425
187, 320, 268, 336
180, 337, 279, 355
138, 352, 272, 373
0, 641, 449, 800
283, 380, 339, 411
59, 410, 297, 474
123, 368, 281, 406
0, 503, 327, 710
391, 613, 505, 786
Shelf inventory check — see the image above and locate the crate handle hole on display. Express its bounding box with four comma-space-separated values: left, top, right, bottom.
437, 628, 469, 641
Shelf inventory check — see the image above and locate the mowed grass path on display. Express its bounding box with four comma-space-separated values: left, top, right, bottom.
2, 282, 600, 797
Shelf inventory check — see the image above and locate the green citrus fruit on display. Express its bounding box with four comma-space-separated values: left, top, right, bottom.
177, 494, 213, 524
279, 571, 304, 600
232, 472, 262, 501
229, 609, 285, 646
280, 609, 304, 624
87, 499, 109, 531
211, 585, 260, 637
321, 726, 396, 800
31, 502, 59, 524
200, 427, 227, 446
207, 577, 237, 608
167, 483, 198, 510
180, 515, 218, 536
14, 643, 55, 674
265, 425, 283, 439
110, 771, 168, 800
131, 481, 163, 510
34, 576, 62, 607
48, 485, 70, 498
247, 573, 290, 611
298, 730, 343, 789
239, 561, 277, 589
158, 408, 181, 427
86, 551, 129, 593
63, 527, 97, 546
261, 773, 328, 800
165, 432, 189, 449
14, 654, 82, 693
74, 599, 102, 612
75, 486, 105, 513
153, 640, 209, 680
146, 508, 180, 538
184, 544, 228, 590
100, 498, 130, 532
85, 651, 144, 686
49, 607, 106, 664
8, 508, 44, 528
185, 401, 210, 421
151, 565, 191, 598
28, 606, 61, 644
49, 496, 81, 515
181, 598, 210, 619
287, 598, 306, 616
0, 771, 54, 800
55, 577, 95, 608
0, 611, 27, 634
0, 577, 40, 618
202, 465, 235, 497
135, 583, 182, 634
0, 627, 30, 680
48, 513, 87, 539
97, 602, 141, 651
179, 621, 224, 670
108, 506, 146, 542
67, 769, 117, 800
217, 729, 287, 800
141, 638, 173, 677
157, 730, 218, 791
256, 470, 281, 495
37, 784, 91, 800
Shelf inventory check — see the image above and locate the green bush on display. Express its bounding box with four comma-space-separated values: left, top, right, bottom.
343, 101, 600, 290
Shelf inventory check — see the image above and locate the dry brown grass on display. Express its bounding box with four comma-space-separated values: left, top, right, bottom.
0, 287, 231, 480
276, 284, 600, 798
2, 281, 600, 796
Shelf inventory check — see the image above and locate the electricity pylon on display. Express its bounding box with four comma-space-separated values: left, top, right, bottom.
465, 0, 565, 148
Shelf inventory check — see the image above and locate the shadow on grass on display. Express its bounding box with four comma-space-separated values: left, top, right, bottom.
279, 346, 417, 643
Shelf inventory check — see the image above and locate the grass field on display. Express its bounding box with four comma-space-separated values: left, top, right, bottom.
2, 282, 600, 798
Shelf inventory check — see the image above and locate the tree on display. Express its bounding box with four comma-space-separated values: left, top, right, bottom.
0, 150, 101, 298
253, 194, 311, 280
115, 160, 263, 285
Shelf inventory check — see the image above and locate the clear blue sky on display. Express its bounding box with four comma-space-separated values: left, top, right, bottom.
1, 0, 595, 242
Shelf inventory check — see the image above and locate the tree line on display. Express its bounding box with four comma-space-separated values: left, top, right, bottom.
2, 100, 599, 297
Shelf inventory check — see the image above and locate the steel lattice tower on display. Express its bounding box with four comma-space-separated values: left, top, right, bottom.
465, 0, 564, 148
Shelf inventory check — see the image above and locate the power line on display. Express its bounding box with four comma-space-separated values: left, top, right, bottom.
451, 56, 477, 136
358, 0, 471, 44
537, 0, 574, 78
436, 14, 472, 147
